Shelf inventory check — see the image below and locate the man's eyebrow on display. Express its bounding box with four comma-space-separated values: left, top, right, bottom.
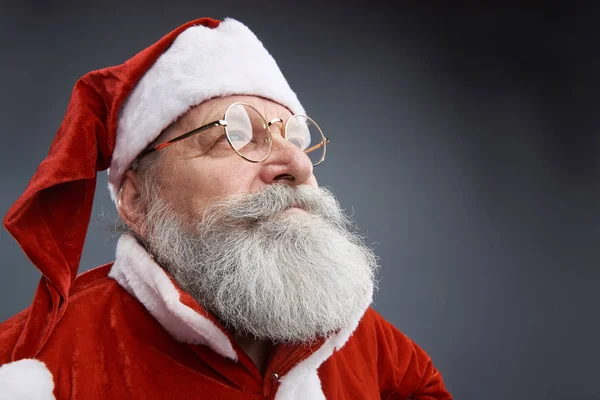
194, 103, 225, 127
178, 108, 217, 133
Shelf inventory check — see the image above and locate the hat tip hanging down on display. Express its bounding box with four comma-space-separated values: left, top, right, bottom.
3, 17, 223, 360
4, 16, 305, 360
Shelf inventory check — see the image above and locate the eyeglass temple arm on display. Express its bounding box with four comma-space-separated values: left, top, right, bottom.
138, 120, 227, 156
304, 137, 329, 154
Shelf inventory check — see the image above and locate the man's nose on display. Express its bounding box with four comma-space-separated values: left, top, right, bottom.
257, 119, 315, 186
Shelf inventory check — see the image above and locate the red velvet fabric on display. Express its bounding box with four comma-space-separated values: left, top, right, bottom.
2, 17, 220, 361
0, 266, 451, 399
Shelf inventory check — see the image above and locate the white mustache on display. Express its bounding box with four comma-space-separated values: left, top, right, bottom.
202, 183, 344, 224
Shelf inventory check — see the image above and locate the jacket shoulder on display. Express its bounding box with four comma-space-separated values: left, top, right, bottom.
326, 307, 452, 399
69, 262, 115, 296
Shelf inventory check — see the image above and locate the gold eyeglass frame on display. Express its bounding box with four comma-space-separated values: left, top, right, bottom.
138, 102, 330, 167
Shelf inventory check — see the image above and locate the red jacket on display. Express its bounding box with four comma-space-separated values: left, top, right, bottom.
0, 235, 451, 399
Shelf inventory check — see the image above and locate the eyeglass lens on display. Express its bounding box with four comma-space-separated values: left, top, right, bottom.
285, 115, 326, 166
225, 103, 326, 166
225, 103, 271, 162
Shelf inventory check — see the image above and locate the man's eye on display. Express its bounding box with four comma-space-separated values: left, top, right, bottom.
228, 132, 249, 142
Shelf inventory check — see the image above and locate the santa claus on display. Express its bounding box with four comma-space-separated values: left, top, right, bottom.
0, 17, 451, 399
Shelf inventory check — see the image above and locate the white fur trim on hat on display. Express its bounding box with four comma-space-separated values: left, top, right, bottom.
0, 359, 55, 400
108, 18, 305, 200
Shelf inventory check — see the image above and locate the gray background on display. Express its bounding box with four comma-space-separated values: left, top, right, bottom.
1, 2, 599, 399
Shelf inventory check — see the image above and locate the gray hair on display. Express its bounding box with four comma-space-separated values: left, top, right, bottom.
111, 150, 163, 238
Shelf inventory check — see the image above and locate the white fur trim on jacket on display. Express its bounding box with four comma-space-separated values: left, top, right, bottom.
108, 18, 305, 200
0, 359, 55, 400
108, 234, 237, 360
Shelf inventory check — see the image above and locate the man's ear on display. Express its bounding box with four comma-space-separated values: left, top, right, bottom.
117, 169, 147, 237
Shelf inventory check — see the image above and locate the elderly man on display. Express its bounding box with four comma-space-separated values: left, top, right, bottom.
0, 17, 451, 399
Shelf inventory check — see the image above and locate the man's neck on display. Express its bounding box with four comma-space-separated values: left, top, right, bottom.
233, 334, 274, 375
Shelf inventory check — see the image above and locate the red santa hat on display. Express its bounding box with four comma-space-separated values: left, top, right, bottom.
3, 17, 304, 361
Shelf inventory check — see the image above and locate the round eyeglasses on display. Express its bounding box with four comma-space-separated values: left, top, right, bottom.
138, 102, 329, 167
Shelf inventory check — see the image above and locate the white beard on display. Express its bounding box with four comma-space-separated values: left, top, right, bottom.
142, 183, 378, 344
